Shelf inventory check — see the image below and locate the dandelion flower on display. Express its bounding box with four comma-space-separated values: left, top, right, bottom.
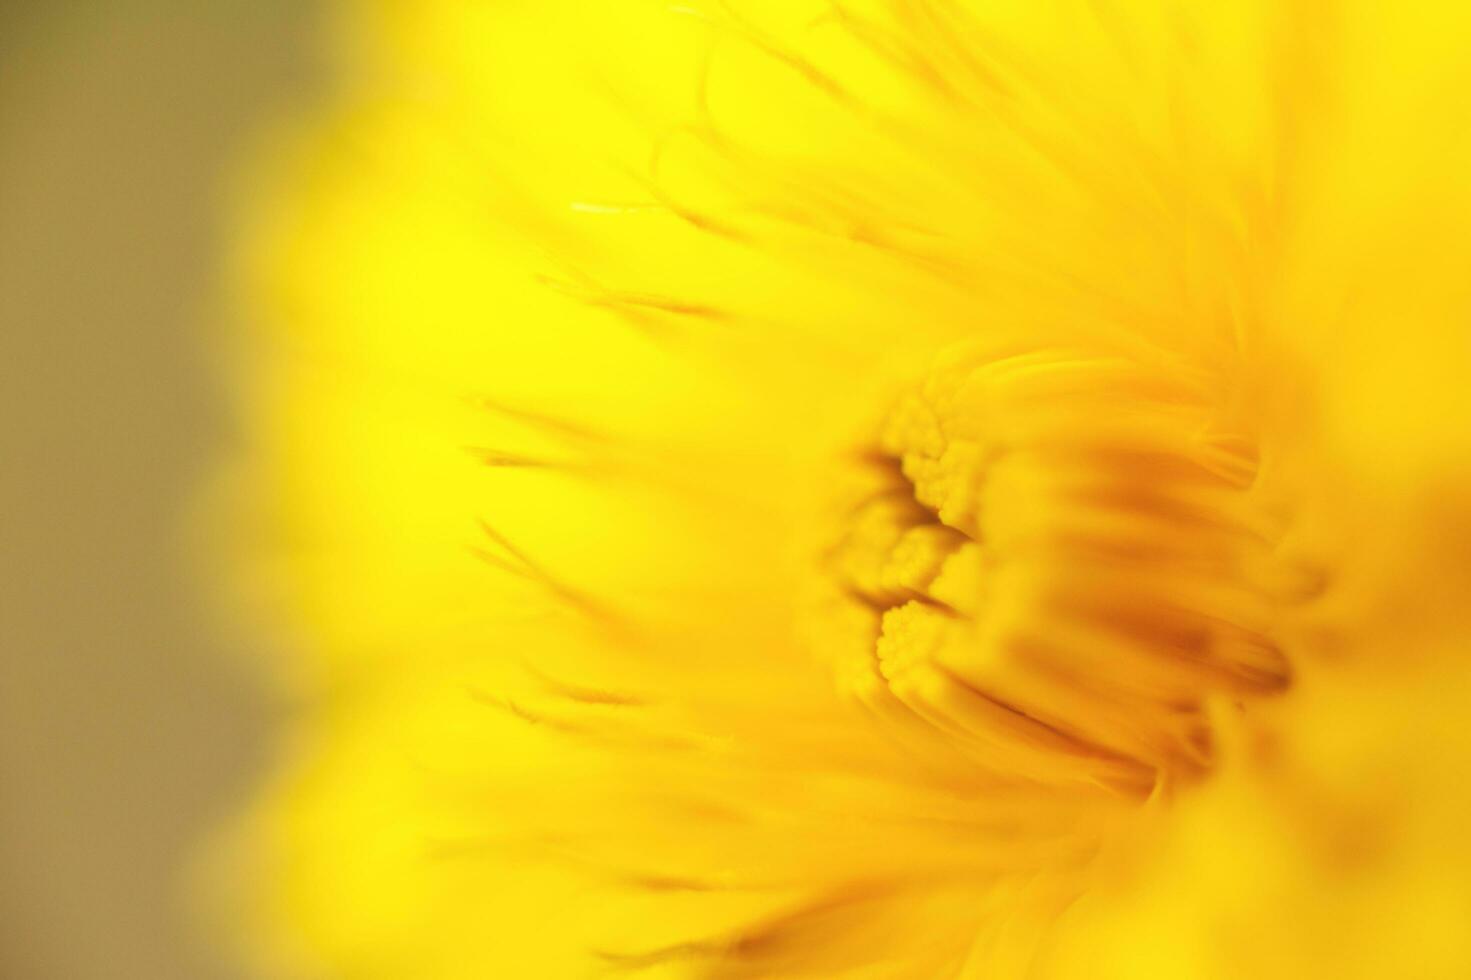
220, 2, 1471, 978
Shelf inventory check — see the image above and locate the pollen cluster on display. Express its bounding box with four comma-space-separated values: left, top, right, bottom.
822, 346, 1291, 793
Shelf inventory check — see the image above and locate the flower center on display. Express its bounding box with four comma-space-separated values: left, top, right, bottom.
819, 347, 1290, 793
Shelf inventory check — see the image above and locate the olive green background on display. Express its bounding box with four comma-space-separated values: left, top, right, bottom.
2, 3, 318, 977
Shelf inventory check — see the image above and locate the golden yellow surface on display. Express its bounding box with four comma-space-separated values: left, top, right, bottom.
220, 2, 1471, 977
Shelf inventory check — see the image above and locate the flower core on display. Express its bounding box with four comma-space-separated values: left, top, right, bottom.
823, 347, 1290, 794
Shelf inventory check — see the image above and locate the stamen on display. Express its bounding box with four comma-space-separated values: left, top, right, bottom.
817, 347, 1294, 789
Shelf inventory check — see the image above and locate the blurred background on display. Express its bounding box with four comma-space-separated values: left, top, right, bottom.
2, 3, 318, 977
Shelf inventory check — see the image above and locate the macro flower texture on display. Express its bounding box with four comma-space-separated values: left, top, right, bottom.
220, 1, 1471, 978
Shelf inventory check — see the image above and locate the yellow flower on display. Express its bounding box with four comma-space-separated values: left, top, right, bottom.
218, 1, 1471, 978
